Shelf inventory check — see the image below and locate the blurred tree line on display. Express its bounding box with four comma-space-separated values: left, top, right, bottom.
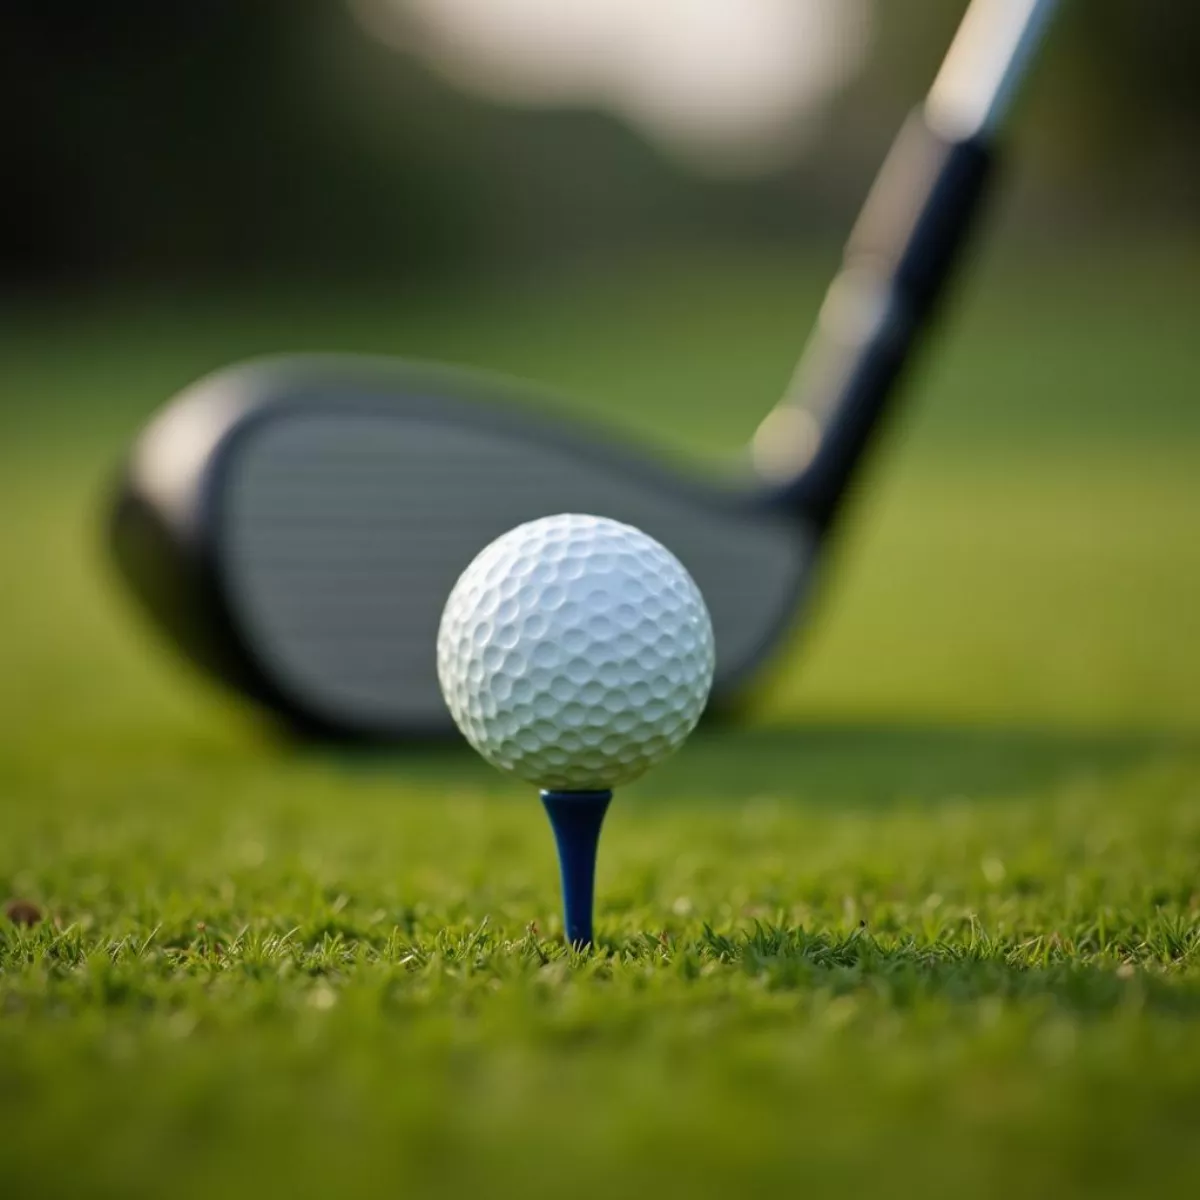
2, 0, 1196, 288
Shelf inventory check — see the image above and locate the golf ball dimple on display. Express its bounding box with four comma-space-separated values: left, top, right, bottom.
437, 514, 715, 790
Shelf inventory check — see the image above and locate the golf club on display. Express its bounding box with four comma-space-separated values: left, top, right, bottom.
108, 0, 1059, 741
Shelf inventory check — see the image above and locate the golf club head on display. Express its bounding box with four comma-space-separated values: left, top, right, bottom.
110, 357, 817, 739
109, 0, 1060, 742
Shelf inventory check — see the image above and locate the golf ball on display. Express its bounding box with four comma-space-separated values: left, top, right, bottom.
437, 514, 715, 790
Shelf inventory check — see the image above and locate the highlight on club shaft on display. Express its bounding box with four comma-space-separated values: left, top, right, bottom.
540, 790, 613, 949
927, 0, 1061, 140
752, 0, 1062, 525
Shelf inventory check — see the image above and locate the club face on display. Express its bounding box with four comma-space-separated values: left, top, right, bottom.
112, 358, 820, 739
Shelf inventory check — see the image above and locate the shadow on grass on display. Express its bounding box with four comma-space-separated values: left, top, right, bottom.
604, 923, 1200, 1018
309, 720, 1198, 810
642, 721, 1198, 809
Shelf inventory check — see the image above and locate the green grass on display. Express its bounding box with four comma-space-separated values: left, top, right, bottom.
2, 242, 1200, 1199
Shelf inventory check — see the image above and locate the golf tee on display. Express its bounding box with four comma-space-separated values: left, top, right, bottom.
539, 790, 613, 949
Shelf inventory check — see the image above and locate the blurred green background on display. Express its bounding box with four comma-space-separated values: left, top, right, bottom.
2, 0, 1197, 288
3, 0, 1197, 734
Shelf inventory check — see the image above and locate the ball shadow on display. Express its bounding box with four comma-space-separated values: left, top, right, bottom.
296, 717, 1197, 811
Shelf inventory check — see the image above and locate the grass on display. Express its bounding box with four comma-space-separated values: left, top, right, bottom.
2, 240, 1200, 1198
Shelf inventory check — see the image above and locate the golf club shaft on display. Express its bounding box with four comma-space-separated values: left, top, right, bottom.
760, 0, 1060, 525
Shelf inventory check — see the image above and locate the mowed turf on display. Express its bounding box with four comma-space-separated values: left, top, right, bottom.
2, 243, 1199, 1199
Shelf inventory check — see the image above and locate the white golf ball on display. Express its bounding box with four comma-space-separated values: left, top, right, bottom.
437, 513, 715, 791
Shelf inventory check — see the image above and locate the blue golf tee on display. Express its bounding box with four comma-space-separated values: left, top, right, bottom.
540, 790, 613, 948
